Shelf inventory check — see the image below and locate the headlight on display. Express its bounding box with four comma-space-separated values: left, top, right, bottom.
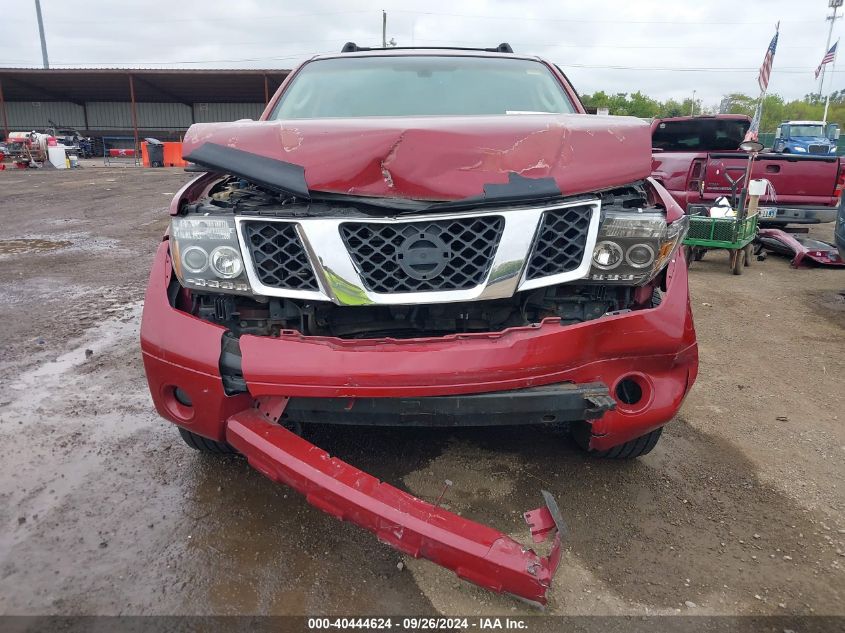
587, 210, 688, 285
170, 216, 252, 294
793, 146, 807, 153
592, 241, 624, 269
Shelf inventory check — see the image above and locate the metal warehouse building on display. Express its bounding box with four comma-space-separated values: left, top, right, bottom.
0, 68, 291, 143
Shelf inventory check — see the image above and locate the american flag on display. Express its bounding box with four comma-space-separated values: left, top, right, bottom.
757, 29, 779, 92
745, 100, 763, 142
815, 41, 838, 79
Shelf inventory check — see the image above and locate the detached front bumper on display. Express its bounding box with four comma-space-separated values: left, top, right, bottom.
141, 241, 697, 451
140, 241, 697, 604
226, 399, 564, 605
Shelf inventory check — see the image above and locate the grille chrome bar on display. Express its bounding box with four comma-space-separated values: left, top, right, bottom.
234, 198, 601, 306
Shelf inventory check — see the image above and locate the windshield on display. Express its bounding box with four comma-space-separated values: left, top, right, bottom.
652, 118, 750, 152
272, 56, 575, 119
789, 125, 824, 137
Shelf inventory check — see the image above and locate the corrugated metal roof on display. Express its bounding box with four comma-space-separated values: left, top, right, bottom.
0, 68, 292, 103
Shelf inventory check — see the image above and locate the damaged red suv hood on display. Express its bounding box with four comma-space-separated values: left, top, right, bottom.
182, 114, 652, 201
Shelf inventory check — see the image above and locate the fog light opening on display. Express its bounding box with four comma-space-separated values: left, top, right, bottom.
162, 385, 195, 422
615, 378, 643, 406
173, 387, 193, 407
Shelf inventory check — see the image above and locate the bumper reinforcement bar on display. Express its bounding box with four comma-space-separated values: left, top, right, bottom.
282, 382, 616, 427
226, 397, 565, 606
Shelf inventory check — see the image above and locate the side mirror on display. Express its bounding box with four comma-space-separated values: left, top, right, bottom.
827, 123, 840, 141
739, 140, 764, 153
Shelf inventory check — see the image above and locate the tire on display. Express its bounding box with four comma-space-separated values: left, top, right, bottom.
683, 246, 694, 268
178, 427, 237, 454
574, 426, 663, 459
743, 244, 753, 267
694, 248, 706, 261
649, 287, 662, 308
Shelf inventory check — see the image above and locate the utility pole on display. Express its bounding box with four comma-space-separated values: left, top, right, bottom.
819, 0, 843, 96
382, 10, 387, 48
34, 0, 49, 69
691, 90, 696, 116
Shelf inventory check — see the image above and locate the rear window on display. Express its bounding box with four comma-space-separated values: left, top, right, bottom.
271, 56, 575, 119
652, 119, 750, 152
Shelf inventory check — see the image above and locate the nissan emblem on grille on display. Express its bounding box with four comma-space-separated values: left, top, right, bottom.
340, 217, 505, 293
397, 231, 451, 280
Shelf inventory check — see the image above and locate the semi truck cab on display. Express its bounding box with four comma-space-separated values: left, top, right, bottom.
773, 120, 840, 155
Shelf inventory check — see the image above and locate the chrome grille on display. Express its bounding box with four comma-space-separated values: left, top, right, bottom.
340, 217, 505, 293
808, 144, 829, 154
524, 205, 593, 280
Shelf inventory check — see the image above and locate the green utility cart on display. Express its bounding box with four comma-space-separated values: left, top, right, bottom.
683, 206, 759, 275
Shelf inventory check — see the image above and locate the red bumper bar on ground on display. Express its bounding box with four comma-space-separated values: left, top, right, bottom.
226, 401, 563, 606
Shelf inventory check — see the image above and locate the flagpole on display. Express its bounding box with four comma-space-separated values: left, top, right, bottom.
820, 2, 842, 97
823, 38, 839, 125
747, 22, 778, 142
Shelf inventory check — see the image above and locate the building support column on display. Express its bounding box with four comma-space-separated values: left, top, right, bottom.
128, 73, 139, 153
264, 74, 269, 105
0, 78, 9, 140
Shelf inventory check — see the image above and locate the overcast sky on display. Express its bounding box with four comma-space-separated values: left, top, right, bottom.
2, 0, 842, 106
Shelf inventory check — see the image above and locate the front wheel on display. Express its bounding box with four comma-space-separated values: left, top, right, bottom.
178, 427, 237, 454
573, 426, 663, 459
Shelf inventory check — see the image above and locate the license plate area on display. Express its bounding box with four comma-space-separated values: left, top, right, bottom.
759, 207, 778, 218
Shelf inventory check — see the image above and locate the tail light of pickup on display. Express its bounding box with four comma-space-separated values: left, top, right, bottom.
834, 164, 845, 199
687, 158, 705, 194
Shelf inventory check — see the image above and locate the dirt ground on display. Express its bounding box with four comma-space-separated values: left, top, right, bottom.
0, 168, 843, 617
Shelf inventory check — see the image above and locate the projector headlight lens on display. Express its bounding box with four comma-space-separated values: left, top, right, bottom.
625, 243, 655, 268
209, 246, 243, 279
181, 245, 209, 273
592, 241, 624, 269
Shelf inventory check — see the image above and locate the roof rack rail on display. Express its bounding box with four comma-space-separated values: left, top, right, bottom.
340, 42, 514, 54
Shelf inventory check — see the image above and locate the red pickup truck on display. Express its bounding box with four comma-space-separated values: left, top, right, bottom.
141, 44, 697, 604
651, 114, 844, 225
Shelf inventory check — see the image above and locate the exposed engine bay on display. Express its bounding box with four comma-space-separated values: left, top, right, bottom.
188, 281, 649, 339
172, 179, 660, 339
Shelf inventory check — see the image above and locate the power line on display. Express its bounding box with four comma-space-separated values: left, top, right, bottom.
389, 9, 817, 25
39, 50, 336, 67
1, 9, 377, 24
0, 8, 820, 26
413, 38, 818, 51
559, 63, 845, 74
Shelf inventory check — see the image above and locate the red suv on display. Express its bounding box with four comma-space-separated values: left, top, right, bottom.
141, 44, 697, 603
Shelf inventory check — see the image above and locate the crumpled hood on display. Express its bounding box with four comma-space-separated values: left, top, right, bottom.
182, 114, 652, 201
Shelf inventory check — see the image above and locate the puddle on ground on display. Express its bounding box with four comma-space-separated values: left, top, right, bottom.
0, 238, 72, 256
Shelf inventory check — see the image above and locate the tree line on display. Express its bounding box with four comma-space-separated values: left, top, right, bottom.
580, 90, 845, 132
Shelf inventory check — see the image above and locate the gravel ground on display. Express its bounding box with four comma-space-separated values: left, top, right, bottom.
0, 168, 843, 617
